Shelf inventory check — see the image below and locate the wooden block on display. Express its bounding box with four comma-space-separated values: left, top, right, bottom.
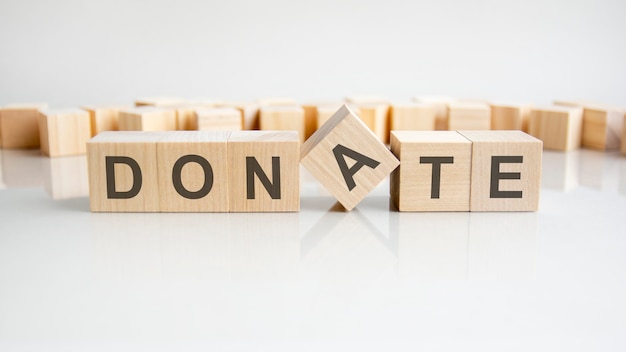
0, 103, 47, 148
390, 103, 437, 131
554, 100, 623, 150
87, 131, 164, 212
447, 102, 491, 130
301, 104, 400, 211
227, 131, 299, 212
490, 103, 532, 131
317, 104, 356, 128
217, 101, 260, 130
157, 131, 230, 212
412, 96, 453, 130
38, 109, 91, 157
135, 97, 186, 107
390, 131, 471, 211
195, 107, 242, 131
81, 105, 126, 136
458, 130, 542, 212
259, 106, 306, 143
118, 107, 177, 131
171, 106, 200, 130
356, 104, 390, 143
528, 106, 583, 151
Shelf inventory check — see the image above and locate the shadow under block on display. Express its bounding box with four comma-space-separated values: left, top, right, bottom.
38, 109, 91, 157
195, 107, 243, 131
118, 107, 177, 131
0, 103, 48, 148
259, 106, 306, 143
301, 105, 400, 211
447, 103, 491, 130
227, 131, 300, 212
390, 131, 471, 211
81, 106, 124, 136
490, 103, 532, 131
357, 104, 390, 143
458, 130, 542, 212
528, 106, 583, 151
157, 131, 230, 212
390, 103, 437, 131
87, 131, 164, 212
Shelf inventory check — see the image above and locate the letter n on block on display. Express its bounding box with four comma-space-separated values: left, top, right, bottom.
390, 131, 471, 211
458, 131, 542, 211
227, 131, 300, 212
87, 131, 163, 212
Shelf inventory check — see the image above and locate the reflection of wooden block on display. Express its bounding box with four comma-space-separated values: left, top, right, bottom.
448, 102, 491, 130
301, 105, 399, 211
390, 103, 437, 131
38, 109, 91, 157
135, 97, 185, 107
195, 108, 242, 131
42, 155, 89, 199
356, 104, 390, 142
118, 107, 177, 131
87, 131, 163, 212
528, 106, 583, 151
259, 106, 306, 143
157, 131, 230, 212
390, 131, 471, 211
228, 131, 299, 212
458, 130, 542, 211
81, 105, 125, 136
413, 96, 453, 130
0, 103, 47, 148
490, 103, 532, 131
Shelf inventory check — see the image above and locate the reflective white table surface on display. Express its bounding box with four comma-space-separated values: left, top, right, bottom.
1, 148, 625, 351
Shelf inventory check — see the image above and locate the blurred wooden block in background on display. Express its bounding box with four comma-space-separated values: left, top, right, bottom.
490, 103, 532, 131
412, 96, 453, 130
554, 100, 623, 150
157, 131, 230, 212
390, 131, 471, 211
301, 104, 399, 211
447, 102, 491, 130
134, 97, 186, 107
0, 103, 48, 149
357, 104, 390, 143
528, 106, 583, 151
227, 131, 300, 212
81, 105, 126, 136
390, 103, 437, 131
259, 106, 306, 143
38, 109, 91, 157
118, 107, 177, 131
195, 107, 242, 131
316, 103, 354, 129
458, 130, 542, 212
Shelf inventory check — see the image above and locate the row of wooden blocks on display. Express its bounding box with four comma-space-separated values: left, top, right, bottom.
88, 105, 541, 212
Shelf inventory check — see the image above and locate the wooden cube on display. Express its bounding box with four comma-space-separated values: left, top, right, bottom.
301, 104, 400, 211
412, 96, 453, 130
81, 105, 126, 136
118, 107, 177, 131
227, 131, 300, 212
217, 101, 260, 130
157, 131, 230, 212
356, 104, 390, 143
458, 130, 542, 212
195, 107, 242, 131
317, 104, 354, 128
0, 103, 47, 148
528, 106, 583, 151
490, 103, 532, 131
580, 107, 624, 150
390, 131, 471, 211
135, 97, 186, 107
87, 131, 164, 212
390, 103, 437, 131
448, 102, 491, 130
302, 103, 324, 140
38, 109, 91, 157
259, 106, 306, 143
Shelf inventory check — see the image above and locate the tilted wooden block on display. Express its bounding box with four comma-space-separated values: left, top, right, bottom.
458, 130, 542, 211
553, 100, 623, 150
259, 106, 306, 143
81, 105, 126, 136
528, 106, 583, 151
135, 97, 186, 107
157, 131, 230, 212
87, 131, 163, 212
390, 131, 471, 211
301, 104, 400, 211
195, 107, 243, 131
227, 131, 299, 212
316, 104, 356, 129
490, 103, 532, 131
412, 96, 453, 130
448, 102, 491, 130
0, 103, 47, 148
390, 103, 437, 131
356, 104, 390, 143
38, 109, 91, 157
118, 107, 177, 131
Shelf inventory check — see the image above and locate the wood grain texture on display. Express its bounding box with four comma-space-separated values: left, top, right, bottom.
118, 107, 177, 131
447, 102, 491, 130
356, 104, 390, 143
81, 105, 126, 136
490, 103, 532, 131
38, 109, 91, 157
458, 130, 542, 212
259, 106, 306, 143
390, 103, 437, 131
412, 96, 453, 131
217, 101, 260, 130
195, 107, 243, 131
528, 106, 583, 151
0, 103, 48, 149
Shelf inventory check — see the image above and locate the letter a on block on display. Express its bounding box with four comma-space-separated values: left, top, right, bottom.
301, 105, 399, 211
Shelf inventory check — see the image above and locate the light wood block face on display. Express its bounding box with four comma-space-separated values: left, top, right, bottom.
227, 131, 300, 212
135, 97, 186, 107
458, 130, 542, 212
171, 106, 199, 130
390, 131, 471, 211
259, 106, 306, 143
301, 105, 400, 211
528, 106, 583, 151
157, 131, 230, 212
412, 96, 453, 130
216, 101, 261, 130
448, 103, 491, 130
0, 104, 47, 149
390, 103, 437, 131
38, 109, 91, 157
118, 107, 177, 131
81, 106, 124, 136
490, 103, 532, 131
580, 108, 623, 150
195, 108, 243, 131
87, 131, 163, 212
356, 104, 390, 143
